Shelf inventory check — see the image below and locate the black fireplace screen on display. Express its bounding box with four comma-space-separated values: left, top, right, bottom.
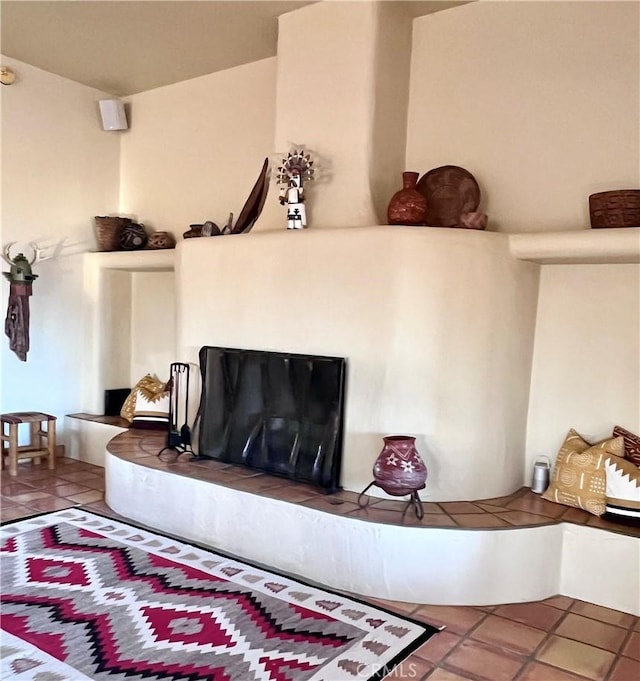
195, 346, 346, 492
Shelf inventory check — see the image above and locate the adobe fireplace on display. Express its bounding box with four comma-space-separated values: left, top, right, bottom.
194, 346, 346, 492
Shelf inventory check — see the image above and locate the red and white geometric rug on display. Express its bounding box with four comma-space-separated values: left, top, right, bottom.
1, 509, 440, 680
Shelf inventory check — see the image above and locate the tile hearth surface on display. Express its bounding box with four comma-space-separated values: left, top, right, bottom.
1, 455, 639, 681
102, 427, 640, 537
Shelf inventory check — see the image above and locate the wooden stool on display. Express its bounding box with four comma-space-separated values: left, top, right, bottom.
1, 412, 57, 477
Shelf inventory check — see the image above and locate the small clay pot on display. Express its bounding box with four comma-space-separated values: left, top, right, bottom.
147, 232, 176, 249
387, 172, 427, 226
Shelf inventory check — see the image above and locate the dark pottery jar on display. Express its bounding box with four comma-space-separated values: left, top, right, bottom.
183, 224, 204, 239
387, 171, 427, 226
373, 435, 427, 496
118, 222, 148, 250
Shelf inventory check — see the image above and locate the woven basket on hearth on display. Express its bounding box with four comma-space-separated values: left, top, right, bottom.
94, 216, 131, 251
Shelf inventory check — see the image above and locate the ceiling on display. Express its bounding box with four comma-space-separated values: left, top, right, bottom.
1, 1, 467, 96
0, 1, 315, 96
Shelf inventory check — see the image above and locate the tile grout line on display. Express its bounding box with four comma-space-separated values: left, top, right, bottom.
602, 619, 639, 681
510, 606, 579, 681
421, 609, 519, 681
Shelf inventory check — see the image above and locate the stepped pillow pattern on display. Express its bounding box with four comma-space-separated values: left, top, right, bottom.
542, 429, 624, 516
605, 455, 640, 522
613, 425, 640, 468
132, 391, 170, 430
120, 374, 168, 423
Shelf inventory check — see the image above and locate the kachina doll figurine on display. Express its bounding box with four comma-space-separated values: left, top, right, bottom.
276, 150, 314, 230
280, 173, 306, 229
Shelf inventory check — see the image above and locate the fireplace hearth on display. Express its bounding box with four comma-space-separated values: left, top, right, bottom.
194, 346, 346, 492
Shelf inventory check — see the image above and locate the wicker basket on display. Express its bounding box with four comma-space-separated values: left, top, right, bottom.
589, 190, 640, 229
94, 216, 131, 251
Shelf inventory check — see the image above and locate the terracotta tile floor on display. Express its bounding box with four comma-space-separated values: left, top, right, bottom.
2, 446, 639, 680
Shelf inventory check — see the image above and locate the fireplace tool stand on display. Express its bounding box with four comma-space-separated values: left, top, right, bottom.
357, 483, 425, 520
158, 362, 194, 459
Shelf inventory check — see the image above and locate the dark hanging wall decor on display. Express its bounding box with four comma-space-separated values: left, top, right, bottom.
194, 346, 346, 493
3, 241, 58, 362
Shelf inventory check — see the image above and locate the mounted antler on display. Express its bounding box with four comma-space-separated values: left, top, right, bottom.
27, 240, 61, 265
1, 239, 64, 267
1, 241, 18, 267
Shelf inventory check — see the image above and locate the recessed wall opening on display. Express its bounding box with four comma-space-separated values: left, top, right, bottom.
84, 251, 176, 415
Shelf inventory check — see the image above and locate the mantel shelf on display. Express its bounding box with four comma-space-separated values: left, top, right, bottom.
508, 228, 640, 264
86, 227, 640, 269
85, 249, 175, 271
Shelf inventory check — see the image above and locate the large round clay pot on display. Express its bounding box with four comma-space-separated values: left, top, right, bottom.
387, 172, 427, 226
373, 435, 427, 496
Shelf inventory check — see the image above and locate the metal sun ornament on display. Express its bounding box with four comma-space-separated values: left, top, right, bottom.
277, 149, 315, 230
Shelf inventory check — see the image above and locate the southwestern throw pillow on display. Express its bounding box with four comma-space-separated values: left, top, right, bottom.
604, 454, 640, 524
131, 390, 170, 430
120, 374, 168, 423
612, 425, 640, 468
541, 429, 624, 516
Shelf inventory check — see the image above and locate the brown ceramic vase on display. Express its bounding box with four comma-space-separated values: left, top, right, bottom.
373, 435, 427, 496
387, 172, 427, 226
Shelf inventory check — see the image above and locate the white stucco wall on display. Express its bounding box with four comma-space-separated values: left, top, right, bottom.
119, 58, 277, 238
91, 268, 175, 394
130, 271, 175, 385
406, 1, 640, 233
102, 270, 132, 392
526, 263, 640, 477
273, 1, 380, 229
273, 1, 419, 230
0, 57, 120, 442
176, 227, 540, 501
107, 452, 640, 614
81, 250, 175, 414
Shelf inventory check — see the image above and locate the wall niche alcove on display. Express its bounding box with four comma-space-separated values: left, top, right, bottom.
82, 249, 176, 414
66, 249, 176, 466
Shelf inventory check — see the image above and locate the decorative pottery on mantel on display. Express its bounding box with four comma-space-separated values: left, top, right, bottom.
147, 231, 176, 250
589, 190, 640, 229
416, 165, 487, 229
387, 171, 428, 226
118, 221, 148, 250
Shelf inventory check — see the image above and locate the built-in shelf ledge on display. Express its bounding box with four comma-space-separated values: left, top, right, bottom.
67, 412, 130, 429
85, 249, 175, 271
86, 228, 640, 268
508, 228, 640, 264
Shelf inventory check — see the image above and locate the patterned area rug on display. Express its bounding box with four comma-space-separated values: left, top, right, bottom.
1, 509, 439, 680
